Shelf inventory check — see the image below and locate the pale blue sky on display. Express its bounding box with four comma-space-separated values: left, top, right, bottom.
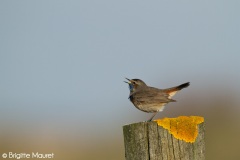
1, 1, 240, 159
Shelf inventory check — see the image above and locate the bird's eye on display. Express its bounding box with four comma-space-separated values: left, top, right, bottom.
132, 81, 136, 84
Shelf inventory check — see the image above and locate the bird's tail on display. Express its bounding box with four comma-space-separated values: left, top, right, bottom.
164, 82, 190, 98
175, 82, 190, 90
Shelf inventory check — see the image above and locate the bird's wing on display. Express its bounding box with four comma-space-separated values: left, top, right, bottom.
132, 88, 174, 103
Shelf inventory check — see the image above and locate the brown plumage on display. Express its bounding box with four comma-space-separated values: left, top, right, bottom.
163, 82, 190, 99
125, 78, 190, 121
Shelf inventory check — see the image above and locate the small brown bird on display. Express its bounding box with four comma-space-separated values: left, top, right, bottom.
125, 78, 190, 121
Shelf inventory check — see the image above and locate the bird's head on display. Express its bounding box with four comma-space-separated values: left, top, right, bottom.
124, 78, 147, 92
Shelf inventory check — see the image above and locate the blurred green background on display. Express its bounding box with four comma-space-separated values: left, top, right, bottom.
1, 1, 240, 160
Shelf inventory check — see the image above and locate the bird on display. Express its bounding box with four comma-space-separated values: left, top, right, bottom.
124, 78, 190, 121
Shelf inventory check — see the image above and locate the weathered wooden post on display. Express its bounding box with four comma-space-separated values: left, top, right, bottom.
123, 116, 205, 160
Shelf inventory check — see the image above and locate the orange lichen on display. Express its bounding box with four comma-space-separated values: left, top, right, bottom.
155, 116, 204, 143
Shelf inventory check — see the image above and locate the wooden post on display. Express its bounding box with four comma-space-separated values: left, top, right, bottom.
123, 120, 205, 160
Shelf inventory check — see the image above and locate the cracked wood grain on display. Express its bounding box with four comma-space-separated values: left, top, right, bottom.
123, 122, 205, 160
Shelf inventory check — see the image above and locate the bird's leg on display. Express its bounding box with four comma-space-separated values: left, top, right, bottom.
147, 112, 158, 122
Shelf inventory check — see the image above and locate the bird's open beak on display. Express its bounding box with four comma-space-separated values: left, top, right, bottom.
124, 78, 131, 84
